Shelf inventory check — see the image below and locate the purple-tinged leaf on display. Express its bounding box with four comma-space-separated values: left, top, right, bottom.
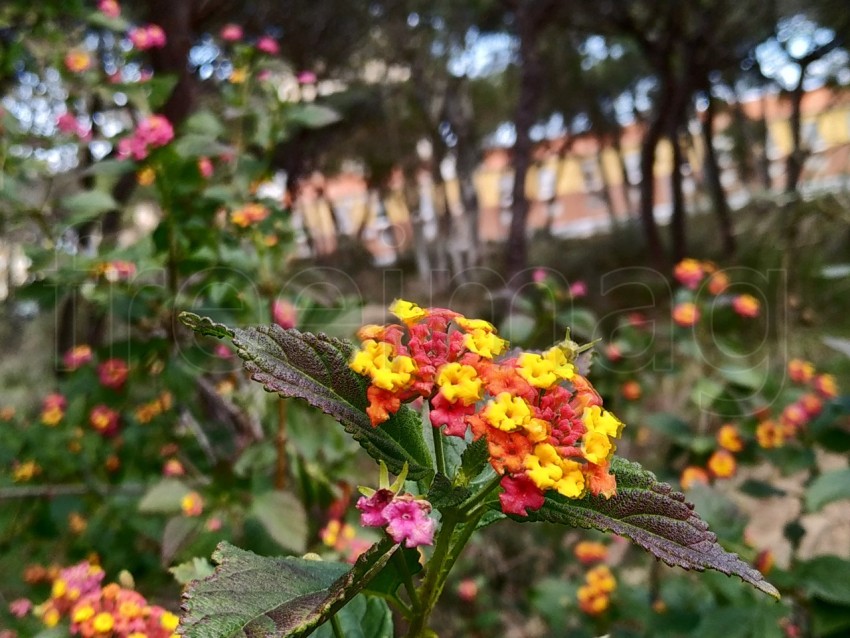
516, 457, 779, 598
179, 313, 433, 480
180, 538, 398, 637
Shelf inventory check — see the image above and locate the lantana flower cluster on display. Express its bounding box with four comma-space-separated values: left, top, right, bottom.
680, 358, 840, 489
117, 115, 174, 161
672, 258, 761, 326
32, 561, 179, 637
348, 300, 625, 517
577, 564, 617, 615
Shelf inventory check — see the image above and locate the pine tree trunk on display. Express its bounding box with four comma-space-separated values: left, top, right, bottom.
505, 1, 550, 286
669, 131, 687, 262
702, 95, 736, 255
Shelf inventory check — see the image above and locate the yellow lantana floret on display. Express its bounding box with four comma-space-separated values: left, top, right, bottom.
542, 347, 575, 380
350, 339, 392, 376
389, 299, 427, 324
587, 565, 617, 593
524, 417, 550, 443
525, 443, 586, 498
73, 605, 95, 623
517, 348, 575, 389
464, 329, 507, 359
582, 430, 613, 464
582, 405, 623, 438
350, 340, 417, 392
92, 612, 115, 633
161, 611, 180, 631
455, 317, 496, 333
484, 392, 532, 431
436, 363, 482, 405
51, 579, 67, 599
43, 608, 61, 627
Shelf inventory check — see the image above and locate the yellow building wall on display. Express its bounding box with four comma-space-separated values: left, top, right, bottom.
769, 120, 793, 156
818, 109, 850, 145
445, 179, 462, 214
475, 170, 502, 209
303, 199, 336, 237
556, 157, 584, 195
600, 149, 623, 186
525, 164, 539, 201
383, 191, 410, 225
654, 139, 673, 177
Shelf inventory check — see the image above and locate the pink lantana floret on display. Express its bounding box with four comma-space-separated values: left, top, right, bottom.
118, 115, 174, 161
220, 24, 243, 42
356, 489, 395, 527
57, 113, 80, 135
357, 490, 435, 548
383, 497, 436, 548
130, 24, 166, 50
98, 0, 120, 18
256, 36, 279, 55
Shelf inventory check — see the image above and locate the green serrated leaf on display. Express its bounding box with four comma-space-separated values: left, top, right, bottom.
83, 159, 135, 177
289, 104, 342, 129
515, 457, 779, 598
163, 516, 201, 565
811, 599, 850, 636
179, 312, 235, 339
693, 607, 753, 638
180, 538, 398, 638
61, 190, 118, 224
184, 110, 225, 138
87, 10, 130, 31
138, 478, 191, 514
183, 317, 432, 480
363, 546, 422, 599
250, 491, 308, 554
798, 556, 850, 604
806, 469, 850, 512
739, 479, 787, 498
457, 437, 490, 486
313, 595, 393, 638
181, 315, 431, 478
171, 557, 216, 585
174, 134, 231, 159
427, 473, 471, 509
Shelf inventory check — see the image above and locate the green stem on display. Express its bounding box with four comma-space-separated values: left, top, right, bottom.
431, 424, 445, 477
405, 503, 489, 638
330, 613, 345, 638
406, 512, 459, 638
439, 511, 486, 583
457, 473, 502, 518
393, 547, 422, 612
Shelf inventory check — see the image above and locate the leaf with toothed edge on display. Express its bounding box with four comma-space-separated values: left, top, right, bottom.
179, 538, 398, 638
511, 457, 779, 598
178, 313, 433, 481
